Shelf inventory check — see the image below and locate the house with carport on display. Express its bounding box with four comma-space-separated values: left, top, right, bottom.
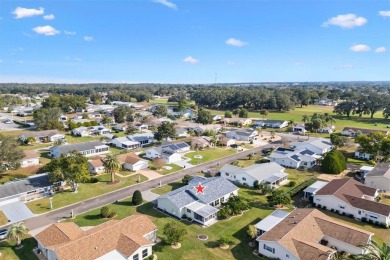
50, 141, 109, 158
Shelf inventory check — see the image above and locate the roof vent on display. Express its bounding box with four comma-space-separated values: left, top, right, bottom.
293, 221, 298, 224
95, 247, 98, 250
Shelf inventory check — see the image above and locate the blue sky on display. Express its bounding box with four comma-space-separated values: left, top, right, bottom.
0, 0, 389, 83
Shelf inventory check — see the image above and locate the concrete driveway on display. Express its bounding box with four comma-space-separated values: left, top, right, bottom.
0, 201, 35, 223
173, 158, 194, 169
141, 190, 160, 204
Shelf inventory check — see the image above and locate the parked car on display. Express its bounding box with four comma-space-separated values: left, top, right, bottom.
230, 144, 239, 149
0, 229, 8, 240
4, 119, 13, 124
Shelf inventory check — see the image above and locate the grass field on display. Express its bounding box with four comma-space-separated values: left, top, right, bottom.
151, 181, 186, 195
27, 173, 148, 214
0, 237, 38, 260
186, 148, 236, 164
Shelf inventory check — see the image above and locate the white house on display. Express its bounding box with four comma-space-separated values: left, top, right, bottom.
146, 142, 190, 163
359, 166, 375, 178
268, 147, 320, 169
71, 126, 90, 137
318, 125, 335, 134
117, 153, 149, 171
365, 162, 390, 192
89, 126, 111, 135
220, 162, 288, 187
50, 141, 110, 158
113, 123, 128, 132
292, 125, 306, 134
156, 176, 239, 226
20, 150, 40, 168
302, 180, 328, 200
111, 137, 141, 150
253, 120, 289, 129
19, 130, 65, 143
225, 129, 258, 142
175, 127, 188, 137
35, 215, 158, 260
256, 208, 373, 260
313, 178, 390, 227
128, 133, 156, 147
87, 157, 105, 174
355, 150, 373, 161
291, 138, 333, 155
341, 127, 388, 137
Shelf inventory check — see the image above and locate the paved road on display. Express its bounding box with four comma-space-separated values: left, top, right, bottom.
22, 144, 275, 231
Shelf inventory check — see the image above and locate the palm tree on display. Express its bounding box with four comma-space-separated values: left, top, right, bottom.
8, 222, 28, 248
102, 154, 121, 183
356, 240, 390, 260
54, 138, 66, 146
302, 115, 310, 124
330, 252, 352, 260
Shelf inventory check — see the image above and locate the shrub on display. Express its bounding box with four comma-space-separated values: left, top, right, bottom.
101, 206, 111, 218
321, 150, 347, 174
108, 212, 117, 218
287, 181, 296, 187
163, 222, 188, 245
219, 236, 232, 245
182, 174, 192, 185
132, 190, 143, 205
90, 177, 99, 183
150, 166, 157, 170
217, 207, 232, 220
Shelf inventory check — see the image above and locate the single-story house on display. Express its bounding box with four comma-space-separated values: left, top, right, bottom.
89, 126, 111, 135
19, 130, 65, 143
157, 176, 239, 226
218, 136, 235, 147
87, 156, 105, 175
223, 118, 252, 126
225, 129, 258, 142
117, 153, 149, 171
256, 208, 373, 260
135, 124, 148, 131
20, 150, 40, 168
268, 147, 321, 169
175, 127, 188, 137
0, 173, 59, 206
71, 126, 90, 137
365, 162, 390, 192
341, 127, 388, 137
146, 146, 182, 164
302, 180, 328, 200
113, 123, 128, 132
355, 150, 374, 161
220, 162, 288, 187
111, 137, 141, 150
50, 141, 110, 158
292, 125, 307, 134
313, 178, 390, 227
191, 137, 212, 149
318, 125, 335, 134
292, 138, 333, 155
129, 133, 156, 147
359, 166, 375, 179
35, 214, 158, 260
253, 120, 289, 129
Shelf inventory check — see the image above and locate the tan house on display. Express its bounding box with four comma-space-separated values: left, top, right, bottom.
20, 150, 40, 168
87, 156, 105, 175
191, 136, 212, 149
117, 153, 149, 171
35, 214, 158, 260
219, 135, 235, 147
256, 208, 373, 260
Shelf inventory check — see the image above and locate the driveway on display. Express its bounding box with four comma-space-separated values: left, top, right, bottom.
141, 190, 160, 204
172, 158, 194, 169
138, 169, 163, 180
0, 201, 35, 223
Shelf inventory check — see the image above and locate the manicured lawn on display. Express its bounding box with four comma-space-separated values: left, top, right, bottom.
381, 194, 390, 206
0, 237, 38, 260
151, 181, 185, 195
26, 173, 148, 214
0, 210, 8, 226
155, 164, 183, 175
231, 155, 264, 168
186, 148, 236, 164
64, 134, 100, 144
322, 211, 390, 244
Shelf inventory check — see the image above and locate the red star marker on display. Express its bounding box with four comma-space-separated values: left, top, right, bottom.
194, 182, 205, 194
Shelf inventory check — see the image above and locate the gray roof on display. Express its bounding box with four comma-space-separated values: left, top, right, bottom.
366, 163, 390, 178
159, 177, 238, 208
53, 141, 108, 154
255, 120, 287, 124
22, 130, 61, 138
0, 174, 52, 199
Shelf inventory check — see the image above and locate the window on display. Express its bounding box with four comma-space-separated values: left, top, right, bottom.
369, 214, 378, 219
226, 173, 229, 176
263, 244, 275, 254
133, 254, 139, 260
339, 205, 345, 209
187, 209, 191, 213
242, 177, 246, 181
358, 210, 362, 215
142, 249, 148, 258
286, 254, 290, 258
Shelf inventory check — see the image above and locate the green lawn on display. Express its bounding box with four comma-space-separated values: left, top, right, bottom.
207, 105, 390, 131
151, 181, 186, 195
231, 155, 264, 168
26, 173, 148, 214
186, 148, 236, 164
0, 237, 38, 260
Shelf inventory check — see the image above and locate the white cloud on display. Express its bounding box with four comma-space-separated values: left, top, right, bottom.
322, 14, 367, 28
183, 56, 199, 64
225, 38, 248, 47
379, 11, 390, 17
64, 31, 76, 35
293, 61, 303, 67
43, 14, 55, 20
84, 36, 93, 41
32, 25, 60, 36
350, 44, 371, 52
12, 7, 44, 19
375, 47, 386, 53
227, 61, 235, 65
152, 0, 177, 10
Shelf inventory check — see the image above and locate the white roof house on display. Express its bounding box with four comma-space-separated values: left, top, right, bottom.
292, 138, 333, 155
111, 137, 141, 150
220, 162, 288, 187
268, 147, 321, 169
255, 209, 290, 235
302, 180, 328, 200
50, 141, 109, 158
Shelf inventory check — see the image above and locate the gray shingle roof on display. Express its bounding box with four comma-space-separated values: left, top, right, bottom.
366, 163, 390, 178
54, 141, 107, 154
0, 174, 52, 199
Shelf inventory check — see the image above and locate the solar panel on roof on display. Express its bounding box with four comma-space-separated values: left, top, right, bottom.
177, 143, 188, 148
169, 144, 179, 150
291, 155, 301, 162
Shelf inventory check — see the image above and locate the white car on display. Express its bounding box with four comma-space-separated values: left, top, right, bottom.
4, 119, 13, 124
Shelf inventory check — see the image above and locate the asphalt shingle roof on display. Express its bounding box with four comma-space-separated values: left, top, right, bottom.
54, 141, 108, 154
0, 174, 52, 199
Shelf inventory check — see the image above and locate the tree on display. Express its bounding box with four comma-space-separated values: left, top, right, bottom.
330, 133, 344, 148
7, 222, 28, 248
125, 123, 138, 135
258, 182, 273, 195
90, 92, 102, 105
259, 109, 269, 117
163, 222, 188, 245
0, 135, 24, 172
356, 240, 390, 260
266, 190, 290, 206
103, 153, 121, 183
100, 206, 112, 218
25, 136, 36, 145
53, 138, 66, 147
239, 108, 249, 118
224, 111, 233, 118
219, 235, 232, 246
196, 109, 213, 125
113, 106, 134, 123
132, 190, 143, 205
153, 158, 166, 169
154, 122, 177, 141
334, 101, 355, 118
46, 151, 90, 192
182, 174, 192, 185
321, 150, 347, 174
152, 105, 168, 118
355, 132, 387, 160
247, 225, 257, 240
33, 107, 64, 130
